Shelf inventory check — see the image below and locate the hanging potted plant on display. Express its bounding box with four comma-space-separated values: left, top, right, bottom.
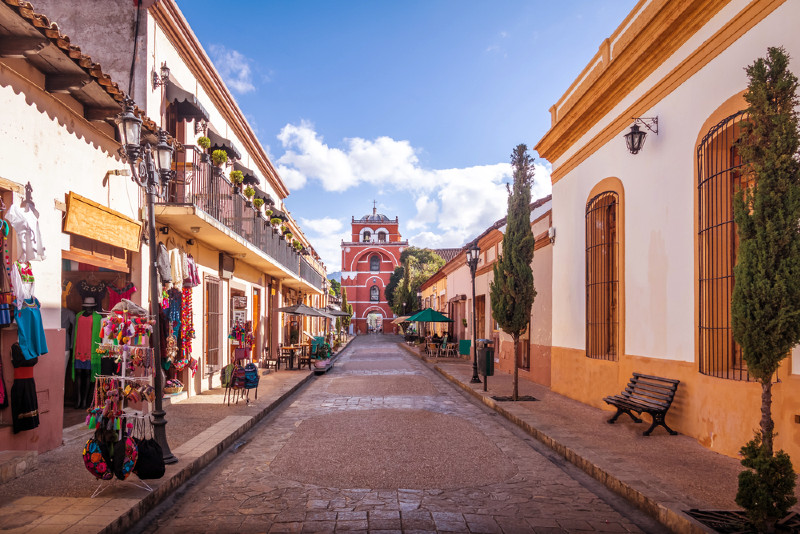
211, 149, 228, 168
253, 197, 265, 216
197, 136, 211, 162
229, 170, 244, 194
271, 217, 282, 235
264, 208, 273, 219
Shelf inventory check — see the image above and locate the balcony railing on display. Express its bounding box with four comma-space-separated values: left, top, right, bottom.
158, 145, 304, 279
300, 257, 324, 289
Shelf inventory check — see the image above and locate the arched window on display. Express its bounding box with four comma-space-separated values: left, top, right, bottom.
586, 191, 619, 361
377, 231, 387, 242
370, 285, 380, 301
698, 110, 751, 380
370, 255, 380, 271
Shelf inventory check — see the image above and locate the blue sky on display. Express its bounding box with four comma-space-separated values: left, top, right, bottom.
178, 1, 638, 272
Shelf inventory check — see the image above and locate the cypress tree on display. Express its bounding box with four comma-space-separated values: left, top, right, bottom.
490, 144, 536, 400
731, 46, 800, 529
340, 287, 353, 334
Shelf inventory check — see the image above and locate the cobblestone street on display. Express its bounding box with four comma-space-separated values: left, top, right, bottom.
135, 336, 664, 533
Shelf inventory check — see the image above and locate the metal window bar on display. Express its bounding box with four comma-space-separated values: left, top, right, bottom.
697, 110, 750, 380
585, 191, 619, 361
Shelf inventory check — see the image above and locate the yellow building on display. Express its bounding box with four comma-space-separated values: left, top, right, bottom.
536, 0, 800, 461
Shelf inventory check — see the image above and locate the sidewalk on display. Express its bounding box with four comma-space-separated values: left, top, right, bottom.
0, 339, 352, 534
399, 344, 800, 534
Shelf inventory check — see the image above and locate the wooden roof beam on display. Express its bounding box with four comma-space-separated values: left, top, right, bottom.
45, 73, 90, 93
0, 35, 48, 58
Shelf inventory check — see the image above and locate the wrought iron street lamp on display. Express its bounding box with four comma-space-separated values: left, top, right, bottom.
466, 242, 481, 383
116, 97, 177, 464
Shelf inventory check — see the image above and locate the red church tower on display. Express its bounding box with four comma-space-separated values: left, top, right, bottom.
341, 203, 406, 334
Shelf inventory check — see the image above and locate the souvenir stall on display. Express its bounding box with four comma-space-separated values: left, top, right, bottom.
81, 302, 167, 491
0, 187, 49, 436
155, 236, 199, 395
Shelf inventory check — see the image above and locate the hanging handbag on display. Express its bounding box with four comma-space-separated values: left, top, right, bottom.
0, 252, 15, 327
133, 420, 165, 479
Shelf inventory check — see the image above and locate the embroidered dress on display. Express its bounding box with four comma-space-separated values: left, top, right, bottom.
16, 298, 47, 361
78, 279, 106, 305
74, 314, 94, 370
5, 204, 45, 263
10, 342, 38, 433
169, 249, 183, 286
107, 282, 136, 308
11, 261, 35, 309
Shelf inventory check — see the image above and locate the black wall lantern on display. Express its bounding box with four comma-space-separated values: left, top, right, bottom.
152, 61, 170, 89
624, 117, 658, 155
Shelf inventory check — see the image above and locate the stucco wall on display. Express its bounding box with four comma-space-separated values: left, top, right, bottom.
0, 56, 140, 452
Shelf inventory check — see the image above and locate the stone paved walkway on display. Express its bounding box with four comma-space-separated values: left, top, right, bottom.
135, 335, 662, 533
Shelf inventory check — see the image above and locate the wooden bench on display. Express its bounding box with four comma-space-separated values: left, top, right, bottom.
603, 373, 680, 436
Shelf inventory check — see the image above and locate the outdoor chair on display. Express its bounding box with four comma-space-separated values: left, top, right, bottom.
261, 347, 278, 371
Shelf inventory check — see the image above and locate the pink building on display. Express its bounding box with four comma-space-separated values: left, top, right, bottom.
340, 206, 406, 334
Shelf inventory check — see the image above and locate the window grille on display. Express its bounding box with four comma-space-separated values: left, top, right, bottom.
586, 191, 619, 360
370, 255, 380, 271
698, 110, 750, 380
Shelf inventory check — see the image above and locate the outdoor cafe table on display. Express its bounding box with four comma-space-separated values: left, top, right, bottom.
281, 344, 308, 369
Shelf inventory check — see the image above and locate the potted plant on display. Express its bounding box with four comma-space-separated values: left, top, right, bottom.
197, 136, 211, 162
243, 186, 255, 200
211, 149, 228, 168
264, 208, 273, 218
253, 197, 265, 215
284, 230, 293, 241
229, 170, 244, 193
462, 318, 468, 328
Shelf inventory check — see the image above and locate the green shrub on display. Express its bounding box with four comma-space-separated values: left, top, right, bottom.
229, 170, 244, 185
243, 186, 255, 198
736, 432, 797, 531
211, 149, 228, 166
197, 136, 211, 149
270, 217, 281, 226
253, 198, 264, 209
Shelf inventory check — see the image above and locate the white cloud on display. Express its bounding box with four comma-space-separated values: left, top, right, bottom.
278, 122, 553, 268
299, 217, 344, 234
209, 44, 256, 94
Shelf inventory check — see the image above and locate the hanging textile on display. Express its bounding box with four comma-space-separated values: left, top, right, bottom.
169, 249, 183, 287
5, 204, 45, 263
11, 261, 34, 309
78, 279, 106, 305
0, 349, 7, 409
72, 310, 102, 381
174, 287, 196, 373
157, 243, 171, 284
107, 282, 137, 308
16, 298, 48, 360
10, 342, 38, 433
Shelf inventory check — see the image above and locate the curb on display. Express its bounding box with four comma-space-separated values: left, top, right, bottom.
101, 370, 316, 534
431, 364, 710, 534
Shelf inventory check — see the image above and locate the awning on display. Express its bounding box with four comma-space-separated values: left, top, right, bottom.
391, 315, 411, 325
207, 128, 241, 160
165, 80, 210, 123
234, 161, 259, 185
271, 209, 287, 221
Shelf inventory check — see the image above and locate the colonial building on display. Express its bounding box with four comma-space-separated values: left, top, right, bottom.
340, 205, 406, 334
535, 0, 800, 462
419, 196, 553, 385
39, 0, 327, 398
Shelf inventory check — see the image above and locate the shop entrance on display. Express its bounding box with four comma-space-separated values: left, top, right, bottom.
62, 235, 135, 428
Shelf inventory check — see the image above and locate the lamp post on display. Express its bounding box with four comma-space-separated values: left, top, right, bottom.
116, 98, 177, 464
466, 243, 481, 383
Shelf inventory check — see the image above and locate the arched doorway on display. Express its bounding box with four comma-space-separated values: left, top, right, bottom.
366, 312, 384, 334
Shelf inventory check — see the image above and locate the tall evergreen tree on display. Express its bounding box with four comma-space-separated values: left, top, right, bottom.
340, 287, 353, 334
731, 46, 800, 529
490, 144, 536, 400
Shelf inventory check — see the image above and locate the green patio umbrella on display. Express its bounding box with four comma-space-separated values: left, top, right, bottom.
406, 308, 452, 323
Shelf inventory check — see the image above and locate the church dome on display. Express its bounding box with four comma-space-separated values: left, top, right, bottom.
361, 212, 390, 222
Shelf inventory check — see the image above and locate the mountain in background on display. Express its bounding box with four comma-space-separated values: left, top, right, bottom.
327, 271, 342, 282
